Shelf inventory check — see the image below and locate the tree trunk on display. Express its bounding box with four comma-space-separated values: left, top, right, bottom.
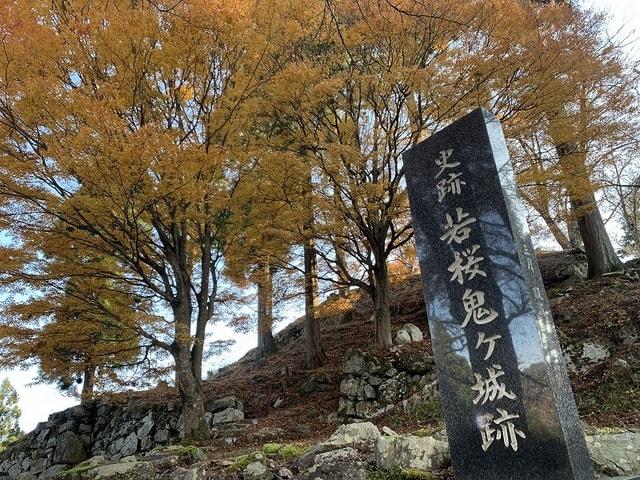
373, 260, 393, 347
80, 366, 95, 405
571, 195, 623, 277
174, 344, 209, 440
256, 263, 276, 361
173, 301, 209, 440
303, 237, 327, 369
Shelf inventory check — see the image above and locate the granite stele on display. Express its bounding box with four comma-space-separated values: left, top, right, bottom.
403, 108, 595, 479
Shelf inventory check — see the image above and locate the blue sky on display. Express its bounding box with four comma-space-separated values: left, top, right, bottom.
2, 0, 639, 433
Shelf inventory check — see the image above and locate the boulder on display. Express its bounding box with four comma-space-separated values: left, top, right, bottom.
90, 461, 155, 480
211, 408, 244, 425
394, 329, 412, 345
376, 434, 450, 471
53, 431, 87, 465
586, 432, 640, 476
243, 461, 275, 480
537, 250, 588, 287
395, 324, 424, 345
300, 447, 368, 480
299, 422, 380, 469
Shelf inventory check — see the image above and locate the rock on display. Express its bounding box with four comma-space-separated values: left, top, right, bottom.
136, 414, 154, 439
586, 432, 640, 476
537, 250, 588, 287
299, 372, 331, 395
276, 467, 293, 479
395, 352, 434, 374
355, 400, 395, 419
363, 384, 377, 400
211, 407, 244, 425
338, 398, 356, 417
395, 324, 424, 345
153, 428, 170, 443
340, 377, 363, 399
120, 432, 139, 457
299, 422, 380, 469
272, 398, 284, 408
90, 461, 155, 480
205, 395, 244, 414
581, 342, 610, 363
344, 349, 392, 376
376, 434, 450, 471
53, 431, 87, 465
300, 447, 368, 480
16, 474, 37, 480
243, 461, 275, 480
394, 329, 412, 345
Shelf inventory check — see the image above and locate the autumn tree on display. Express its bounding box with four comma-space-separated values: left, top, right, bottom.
0, 254, 152, 403
483, 2, 637, 274
0, 380, 21, 451
0, 0, 286, 438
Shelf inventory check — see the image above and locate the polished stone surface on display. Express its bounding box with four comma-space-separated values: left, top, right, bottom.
403, 109, 595, 479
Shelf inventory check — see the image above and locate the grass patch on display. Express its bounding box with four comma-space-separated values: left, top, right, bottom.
369, 466, 436, 480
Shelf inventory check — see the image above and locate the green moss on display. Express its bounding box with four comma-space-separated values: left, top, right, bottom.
229, 451, 261, 471
369, 466, 436, 480
262, 442, 308, 461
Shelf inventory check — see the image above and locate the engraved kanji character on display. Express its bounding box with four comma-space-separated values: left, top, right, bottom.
493, 408, 527, 452
461, 288, 498, 327
436, 172, 466, 203
476, 332, 502, 360
439, 208, 476, 245
471, 364, 517, 406
447, 245, 486, 285
434, 149, 459, 178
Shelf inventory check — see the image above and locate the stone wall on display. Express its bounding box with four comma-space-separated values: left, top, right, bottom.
338, 345, 438, 422
0, 395, 245, 480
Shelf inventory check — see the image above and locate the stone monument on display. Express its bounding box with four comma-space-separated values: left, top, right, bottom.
403, 108, 595, 479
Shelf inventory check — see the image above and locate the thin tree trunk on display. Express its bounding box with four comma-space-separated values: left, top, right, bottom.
304, 237, 327, 369
539, 209, 572, 250
80, 365, 95, 405
332, 240, 350, 297
373, 259, 392, 347
256, 263, 276, 361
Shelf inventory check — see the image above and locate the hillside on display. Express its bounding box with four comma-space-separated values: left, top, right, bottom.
127, 253, 640, 449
